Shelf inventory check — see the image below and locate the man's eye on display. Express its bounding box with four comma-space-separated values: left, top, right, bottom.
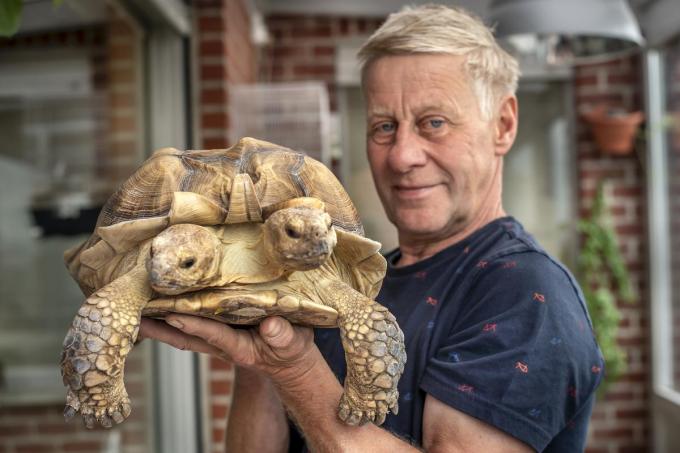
370, 121, 396, 144
428, 119, 444, 128
378, 122, 396, 133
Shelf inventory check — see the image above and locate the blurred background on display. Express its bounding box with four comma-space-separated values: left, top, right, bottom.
0, 0, 678, 451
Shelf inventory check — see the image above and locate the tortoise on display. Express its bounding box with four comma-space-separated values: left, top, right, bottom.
61, 137, 406, 429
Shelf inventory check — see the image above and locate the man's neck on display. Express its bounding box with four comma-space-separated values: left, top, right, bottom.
396, 207, 506, 267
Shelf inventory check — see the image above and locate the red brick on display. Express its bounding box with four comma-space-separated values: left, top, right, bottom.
109, 42, 134, 60
36, 422, 78, 434
62, 441, 103, 452
210, 356, 233, 370
201, 64, 226, 80
201, 88, 228, 104
210, 379, 232, 395
199, 16, 225, 32
592, 427, 634, 439
200, 40, 225, 56
212, 403, 229, 418
16, 445, 55, 453
613, 186, 642, 197
292, 64, 334, 78
313, 46, 335, 57
212, 427, 225, 443
273, 45, 304, 59
0, 425, 33, 436
202, 138, 229, 149
615, 408, 648, 419
291, 26, 332, 39
202, 112, 229, 129
109, 115, 136, 132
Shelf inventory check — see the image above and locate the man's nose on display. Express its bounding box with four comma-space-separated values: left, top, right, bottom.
387, 128, 428, 173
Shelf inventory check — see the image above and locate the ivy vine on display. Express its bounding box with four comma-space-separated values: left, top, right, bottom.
578, 181, 635, 392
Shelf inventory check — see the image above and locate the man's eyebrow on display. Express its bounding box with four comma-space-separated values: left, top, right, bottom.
367, 107, 393, 117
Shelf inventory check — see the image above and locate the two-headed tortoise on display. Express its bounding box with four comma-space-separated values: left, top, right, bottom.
61, 137, 406, 429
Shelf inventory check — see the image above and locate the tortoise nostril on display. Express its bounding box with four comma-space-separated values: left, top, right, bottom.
285, 225, 302, 239
180, 257, 196, 269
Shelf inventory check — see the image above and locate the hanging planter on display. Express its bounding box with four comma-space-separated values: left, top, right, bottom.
582, 105, 644, 156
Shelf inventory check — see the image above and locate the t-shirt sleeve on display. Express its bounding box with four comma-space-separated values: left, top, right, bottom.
420, 251, 604, 452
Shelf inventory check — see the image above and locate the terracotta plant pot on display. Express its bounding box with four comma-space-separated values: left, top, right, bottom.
582, 106, 644, 155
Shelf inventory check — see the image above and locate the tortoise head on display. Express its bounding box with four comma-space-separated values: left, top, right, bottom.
148, 224, 222, 295
263, 206, 337, 271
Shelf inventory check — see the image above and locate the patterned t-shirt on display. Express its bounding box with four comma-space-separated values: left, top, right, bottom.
289, 217, 603, 452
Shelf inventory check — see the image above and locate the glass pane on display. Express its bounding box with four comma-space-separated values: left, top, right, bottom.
0, 4, 155, 451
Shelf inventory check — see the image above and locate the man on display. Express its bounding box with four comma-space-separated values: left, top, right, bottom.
141, 5, 603, 452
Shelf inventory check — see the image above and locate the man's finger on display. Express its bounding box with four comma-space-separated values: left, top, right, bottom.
259, 316, 296, 349
165, 314, 253, 358
140, 317, 226, 357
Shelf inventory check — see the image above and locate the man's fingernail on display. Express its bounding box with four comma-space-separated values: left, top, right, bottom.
166, 318, 184, 329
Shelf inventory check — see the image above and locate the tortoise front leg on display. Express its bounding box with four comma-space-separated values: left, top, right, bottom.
318, 279, 406, 426
61, 266, 152, 428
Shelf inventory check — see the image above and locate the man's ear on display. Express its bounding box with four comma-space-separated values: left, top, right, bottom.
494, 95, 518, 156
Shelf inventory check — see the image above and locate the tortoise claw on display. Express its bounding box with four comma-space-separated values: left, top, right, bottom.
63, 405, 77, 421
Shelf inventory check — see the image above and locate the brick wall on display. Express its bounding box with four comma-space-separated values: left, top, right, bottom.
193, 1, 256, 452
100, 7, 145, 186
574, 56, 651, 453
0, 7, 153, 453
0, 347, 153, 453
262, 14, 383, 111
194, 0, 255, 150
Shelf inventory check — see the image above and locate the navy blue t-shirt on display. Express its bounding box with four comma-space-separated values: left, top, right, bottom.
289, 217, 603, 452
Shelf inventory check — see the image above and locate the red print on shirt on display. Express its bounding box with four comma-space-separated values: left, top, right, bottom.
426, 296, 438, 306
483, 323, 497, 333
457, 384, 474, 393
533, 292, 546, 303
415, 271, 427, 279
591, 365, 602, 374
502, 261, 517, 269
515, 361, 529, 373
477, 260, 488, 269
463, 246, 470, 254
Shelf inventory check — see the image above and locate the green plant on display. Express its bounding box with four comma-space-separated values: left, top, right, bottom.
0, 0, 63, 37
578, 181, 635, 391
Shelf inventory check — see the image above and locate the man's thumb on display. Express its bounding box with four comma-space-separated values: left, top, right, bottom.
260, 317, 294, 349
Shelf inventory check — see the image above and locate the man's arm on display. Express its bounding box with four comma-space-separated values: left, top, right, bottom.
422, 395, 533, 453
140, 316, 532, 452
226, 367, 289, 452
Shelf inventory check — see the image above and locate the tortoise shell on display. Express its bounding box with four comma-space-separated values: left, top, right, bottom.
99, 137, 362, 233
65, 137, 364, 297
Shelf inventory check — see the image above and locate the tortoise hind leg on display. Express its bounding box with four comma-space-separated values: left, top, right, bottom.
61, 266, 151, 428
318, 280, 406, 426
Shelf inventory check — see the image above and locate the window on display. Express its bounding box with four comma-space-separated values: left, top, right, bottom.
647, 44, 680, 451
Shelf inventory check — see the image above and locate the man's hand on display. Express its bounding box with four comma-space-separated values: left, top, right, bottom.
139, 315, 322, 385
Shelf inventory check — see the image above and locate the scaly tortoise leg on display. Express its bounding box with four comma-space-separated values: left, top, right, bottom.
60, 266, 151, 428
318, 279, 406, 426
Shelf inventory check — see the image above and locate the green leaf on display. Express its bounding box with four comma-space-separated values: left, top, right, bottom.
0, 0, 22, 37
578, 179, 636, 392
53, 0, 64, 7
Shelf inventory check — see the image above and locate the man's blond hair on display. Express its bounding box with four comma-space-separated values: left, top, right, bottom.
358, 4, 520, 120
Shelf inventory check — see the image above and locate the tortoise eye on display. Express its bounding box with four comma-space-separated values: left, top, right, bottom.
180, 257, 196, 269
285, 226, 302, 239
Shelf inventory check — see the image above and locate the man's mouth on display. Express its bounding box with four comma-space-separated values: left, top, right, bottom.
393, 184, 438, 199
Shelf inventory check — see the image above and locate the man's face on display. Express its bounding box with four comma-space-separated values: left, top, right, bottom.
364, 54, 506, 245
